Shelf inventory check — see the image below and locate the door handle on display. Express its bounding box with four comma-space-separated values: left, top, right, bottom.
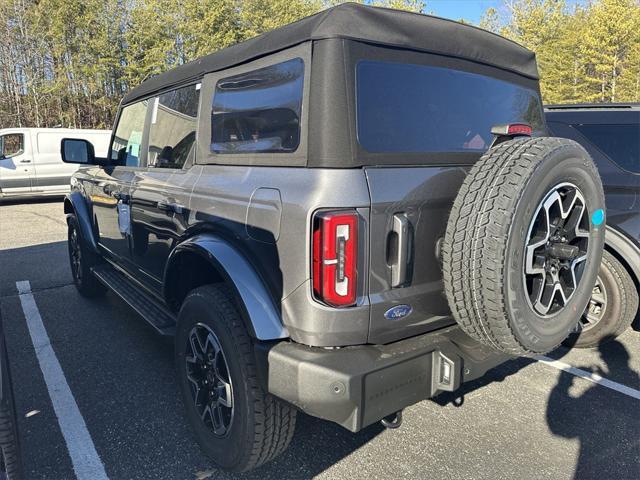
390, 213, 411, 288
157, 200, 184, 214
20, 159, 31, 163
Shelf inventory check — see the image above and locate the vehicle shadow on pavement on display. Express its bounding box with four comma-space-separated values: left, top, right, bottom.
545, 339, 640, 480
231, 415, 385, 480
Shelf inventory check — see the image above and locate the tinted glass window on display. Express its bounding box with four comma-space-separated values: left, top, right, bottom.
211, 58, 304, 154
1, 134, 24, 158
111, 100, 148, 167
356, 61, 544, 153
148, 84, 200, 168
574, 123, 640, 174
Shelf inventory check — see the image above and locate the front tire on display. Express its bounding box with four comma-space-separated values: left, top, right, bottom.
175, 285, 296, 472
564, 250, 638, 348
67, 216, 106, 298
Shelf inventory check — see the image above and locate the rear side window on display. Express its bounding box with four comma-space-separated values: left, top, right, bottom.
356, 61, 544, 153
111, 100, 148, 167
1, 133, 24, 158
148, 84, 200, 168
211, 58, 304, 154
573, 123, 640, 174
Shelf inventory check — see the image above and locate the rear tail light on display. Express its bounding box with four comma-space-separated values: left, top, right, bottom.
312, 210, 358, 307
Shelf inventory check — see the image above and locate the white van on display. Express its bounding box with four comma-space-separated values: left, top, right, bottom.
0, 128, 111, 199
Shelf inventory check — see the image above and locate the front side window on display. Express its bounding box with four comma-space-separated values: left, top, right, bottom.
211, 58, 304, 154
111, 100, 148, 167
1, 134, 24, 158
356, 61, 544, 153
574, 123, 640, 174
148, 84, 200, 168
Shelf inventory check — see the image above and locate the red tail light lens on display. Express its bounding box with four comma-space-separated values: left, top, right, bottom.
312, 210, 358, 307
506, 123, 532, 136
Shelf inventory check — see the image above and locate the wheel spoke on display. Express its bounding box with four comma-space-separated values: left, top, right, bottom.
569, 254, 587, 292
188, 331, 204, 362
535, 282, 558, 315
591, 289, 605, 305
201, 403, 214, 426
216, 380, 233, 408
212, 404, 227, 436
204, 333, 221, 357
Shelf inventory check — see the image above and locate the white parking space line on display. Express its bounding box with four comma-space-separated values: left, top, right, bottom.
16, 280, 109, 480
536, 355, 640, 400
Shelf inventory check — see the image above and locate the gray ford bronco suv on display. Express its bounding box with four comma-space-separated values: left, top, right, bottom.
60, 3, 606, 472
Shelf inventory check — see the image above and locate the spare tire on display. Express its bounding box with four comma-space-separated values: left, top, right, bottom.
442, 137, 605, 356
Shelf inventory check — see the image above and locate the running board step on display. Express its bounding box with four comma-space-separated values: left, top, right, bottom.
92, 264, 176, 336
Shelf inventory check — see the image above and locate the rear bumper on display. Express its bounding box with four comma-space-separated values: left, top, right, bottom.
260, 326, 508, 432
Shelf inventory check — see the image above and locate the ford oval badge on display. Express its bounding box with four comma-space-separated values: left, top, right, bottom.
384, 304, 413, 321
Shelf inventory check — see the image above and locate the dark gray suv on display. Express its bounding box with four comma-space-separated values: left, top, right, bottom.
60, 3, 606, 472
546, 104, 639, 347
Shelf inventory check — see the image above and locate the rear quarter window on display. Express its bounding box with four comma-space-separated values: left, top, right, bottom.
356, 61, 544, 153
211, 58, 304, 154
573, 123, 640, 174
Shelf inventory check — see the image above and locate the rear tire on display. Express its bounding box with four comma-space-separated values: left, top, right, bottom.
175, 285, 296, 472
443, 137, 606, 355
67, 216, 106, 298
0, 402, 22, 480
564, 250, 638, 348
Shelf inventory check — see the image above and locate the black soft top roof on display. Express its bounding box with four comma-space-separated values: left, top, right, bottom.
122, 2, 538, 105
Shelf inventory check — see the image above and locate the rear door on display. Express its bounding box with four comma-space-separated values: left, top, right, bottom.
0, 131, 34, 194
356, 58, 546, 344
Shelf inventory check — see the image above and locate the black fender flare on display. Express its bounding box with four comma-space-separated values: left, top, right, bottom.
605, 226, 640, 285
63, 192, 98, 253
164, 234, 288, 341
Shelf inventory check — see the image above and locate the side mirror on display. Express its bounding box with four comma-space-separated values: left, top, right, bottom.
61, 138, 96, 165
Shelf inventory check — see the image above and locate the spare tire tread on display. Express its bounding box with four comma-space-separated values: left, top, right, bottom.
443, 137, 601, 355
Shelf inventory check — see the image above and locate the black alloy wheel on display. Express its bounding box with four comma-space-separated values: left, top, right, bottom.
68, 225, 83, 284
184, 323, 234, 437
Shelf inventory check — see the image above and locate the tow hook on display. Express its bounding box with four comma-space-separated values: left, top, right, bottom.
381, 410, 403, 429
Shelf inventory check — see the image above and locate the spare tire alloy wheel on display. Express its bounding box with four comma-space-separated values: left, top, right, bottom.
524, 183, 590, 317
185, 324, 234, 437
443, 137, 606, 356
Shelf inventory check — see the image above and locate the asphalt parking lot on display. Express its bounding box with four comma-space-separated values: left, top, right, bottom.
0, 199, 638, 480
